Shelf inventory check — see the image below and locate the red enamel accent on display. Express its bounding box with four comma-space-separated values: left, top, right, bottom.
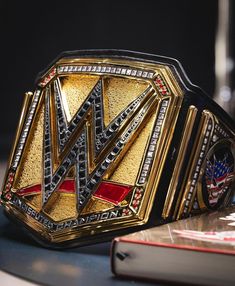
59, 180, 75, 192
18, 180, 75, 196
94, 181, 132, 205
17, 180, 132, 205
18, 184, 41, 196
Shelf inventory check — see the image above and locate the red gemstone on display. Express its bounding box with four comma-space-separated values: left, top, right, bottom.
5, 193, 12, 200
94, 181, 132, 205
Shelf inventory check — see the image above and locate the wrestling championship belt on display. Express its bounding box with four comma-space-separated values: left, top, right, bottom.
1, 50, 235, 248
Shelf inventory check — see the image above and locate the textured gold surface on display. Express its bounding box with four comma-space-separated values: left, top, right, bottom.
103, 77, 149, 126
81, 196, 115, 215
43, 193, 115, 220
110, 113, 156, 185
2, 56, 189, 245
60, 75, 99, 121
14, 106, 44, 189
25, 194, 41, 209
44, 193, 77, 221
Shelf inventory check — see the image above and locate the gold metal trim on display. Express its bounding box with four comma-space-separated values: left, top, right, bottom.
2, 54, 234, 246
175, 110, 214, 219
162, 106, 198, 219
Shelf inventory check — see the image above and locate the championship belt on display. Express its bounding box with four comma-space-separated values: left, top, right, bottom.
1, 50, 235, 248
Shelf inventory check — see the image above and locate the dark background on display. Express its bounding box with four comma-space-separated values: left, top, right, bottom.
0, 0, 220, 159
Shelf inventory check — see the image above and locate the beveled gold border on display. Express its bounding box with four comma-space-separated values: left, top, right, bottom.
2, 58, 183, 244
162, 105, 198, 219
175, 110, 214, 220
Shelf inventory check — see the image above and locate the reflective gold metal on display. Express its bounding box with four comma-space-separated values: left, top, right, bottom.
1, 50, 234, 248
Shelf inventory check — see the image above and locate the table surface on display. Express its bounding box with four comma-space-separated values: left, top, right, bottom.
0, 205, 164, 286
0, 162, 162, 286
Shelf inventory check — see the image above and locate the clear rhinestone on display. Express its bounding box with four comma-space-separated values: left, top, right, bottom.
142, 71, 148, 78
24, 126, 29, 132
147, 151, 153, 158
58, 66, 64, 73
131, 70, 137, 76
151, 139, 157, 145
141, 170, 148, 176
149, 145, 155, 151
139, 177, 145, 184
18, 144, 24, 150
212, 134, 218, 142
160, 107, 166, 113
12, 162, 18, 168
155, 126, 161, 132
152, 132, 159, 138
15, 155, 20, 161
147, 72, 154, 78
162, 100, 169, 107
126, 69, 132, 75
145, 158, 152, 164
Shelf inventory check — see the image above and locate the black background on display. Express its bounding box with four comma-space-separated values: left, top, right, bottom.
1, 0, 219, 158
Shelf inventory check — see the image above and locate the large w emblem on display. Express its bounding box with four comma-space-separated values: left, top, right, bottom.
43, 77, 155, 211
2, 53, 182, 247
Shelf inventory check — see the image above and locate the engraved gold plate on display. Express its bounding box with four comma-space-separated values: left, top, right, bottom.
1, 50, 235, 248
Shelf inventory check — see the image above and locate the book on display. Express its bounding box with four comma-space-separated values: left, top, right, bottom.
111, 206, 235, 286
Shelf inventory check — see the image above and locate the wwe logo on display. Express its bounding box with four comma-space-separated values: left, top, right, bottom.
206, 154, 234, 206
